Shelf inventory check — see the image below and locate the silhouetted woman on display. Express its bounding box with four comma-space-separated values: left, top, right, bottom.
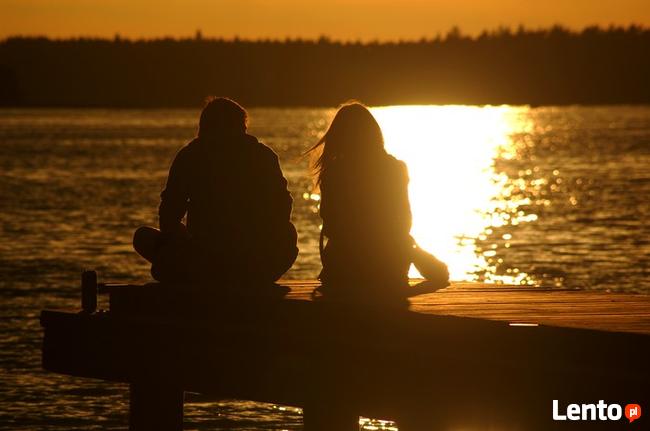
309, 102, 448, 302
309, 102, 411, 301
134, 97, 298, 287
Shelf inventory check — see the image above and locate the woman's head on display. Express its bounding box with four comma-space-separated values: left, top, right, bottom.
309, 101, 385, 185
198, 97, 248, 139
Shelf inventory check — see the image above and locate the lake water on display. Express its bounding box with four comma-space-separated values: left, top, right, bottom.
1, 105, 649, 429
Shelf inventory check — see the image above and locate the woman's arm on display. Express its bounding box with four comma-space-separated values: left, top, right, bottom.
396, 160, 413, 236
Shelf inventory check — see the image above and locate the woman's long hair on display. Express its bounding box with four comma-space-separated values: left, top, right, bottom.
307, 102, 386, 187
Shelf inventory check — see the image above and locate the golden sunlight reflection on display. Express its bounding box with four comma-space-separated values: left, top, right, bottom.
371, 105, 536, 284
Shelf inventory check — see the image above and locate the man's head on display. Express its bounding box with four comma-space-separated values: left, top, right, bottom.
198, 97, 248, 139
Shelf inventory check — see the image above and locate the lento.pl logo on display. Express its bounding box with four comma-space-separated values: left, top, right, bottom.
553, 400, 642, 423
626, 404, 642, 423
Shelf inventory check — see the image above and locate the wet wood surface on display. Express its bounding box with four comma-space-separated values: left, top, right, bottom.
281, 280, 650, 335
41, 279, 650, 430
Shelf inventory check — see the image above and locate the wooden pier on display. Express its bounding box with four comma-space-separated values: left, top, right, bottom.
41, 277, 650, 430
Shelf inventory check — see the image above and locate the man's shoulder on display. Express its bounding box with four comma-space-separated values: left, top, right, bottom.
168, 139, 199, 168
176, 138, 200, 156
246, 134, 279, 162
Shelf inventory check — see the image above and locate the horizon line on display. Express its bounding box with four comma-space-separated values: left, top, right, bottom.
3, 23, 649, 45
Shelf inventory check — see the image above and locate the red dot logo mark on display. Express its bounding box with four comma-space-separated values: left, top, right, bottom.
625, 404, 641, 423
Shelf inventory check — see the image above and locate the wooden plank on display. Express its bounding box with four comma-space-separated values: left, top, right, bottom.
281, 280, 650, 335
96, 280, 650, 334
41, 278, 650, 431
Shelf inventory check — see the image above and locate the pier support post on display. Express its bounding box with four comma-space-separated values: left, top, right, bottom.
129, 382, 184, 431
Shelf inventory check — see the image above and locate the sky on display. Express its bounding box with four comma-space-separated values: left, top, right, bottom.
1, 0, 650, 41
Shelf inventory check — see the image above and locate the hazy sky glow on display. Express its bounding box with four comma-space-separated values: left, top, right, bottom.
1, 0, 649, 40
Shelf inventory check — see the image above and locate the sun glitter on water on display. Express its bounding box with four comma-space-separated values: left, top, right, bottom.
371, 105, 537, 284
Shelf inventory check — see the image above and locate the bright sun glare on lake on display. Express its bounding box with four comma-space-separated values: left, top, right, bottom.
371, 105, 536, 284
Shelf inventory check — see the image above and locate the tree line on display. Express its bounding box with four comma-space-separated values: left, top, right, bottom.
1, 25, 648, 107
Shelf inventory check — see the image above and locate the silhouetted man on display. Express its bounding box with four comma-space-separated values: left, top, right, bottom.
133, 97, 298, 286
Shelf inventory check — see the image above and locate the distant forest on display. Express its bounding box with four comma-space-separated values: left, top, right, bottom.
1, 26, 649, 107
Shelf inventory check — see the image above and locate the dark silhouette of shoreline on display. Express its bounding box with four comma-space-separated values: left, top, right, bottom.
1, 25, 649, 108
